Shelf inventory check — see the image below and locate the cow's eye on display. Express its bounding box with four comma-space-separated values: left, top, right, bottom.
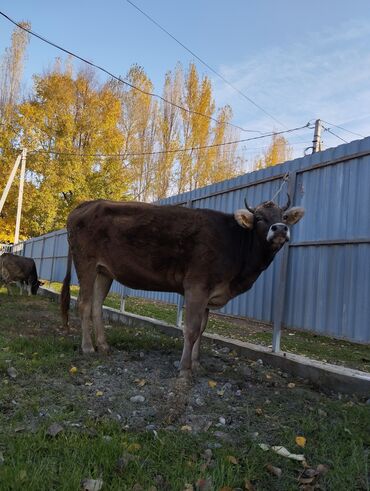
282, 214, 288, 221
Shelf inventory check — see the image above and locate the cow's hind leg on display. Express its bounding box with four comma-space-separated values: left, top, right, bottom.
191, 308, 209, 372
179, 289, 208, 379
92, 273, 112, 353
78, 272, 96, 354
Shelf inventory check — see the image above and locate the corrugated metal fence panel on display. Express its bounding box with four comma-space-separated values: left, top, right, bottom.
12, 137, 370, 342
285, 244, 370, 342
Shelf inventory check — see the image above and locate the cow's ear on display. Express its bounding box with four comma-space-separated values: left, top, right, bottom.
234, 209, 254, 229
283, 207, 305, 225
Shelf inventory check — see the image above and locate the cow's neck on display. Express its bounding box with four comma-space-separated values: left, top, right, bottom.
230, 231, 278, 297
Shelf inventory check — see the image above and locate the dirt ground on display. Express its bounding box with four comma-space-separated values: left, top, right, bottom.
2, 297, 310, 437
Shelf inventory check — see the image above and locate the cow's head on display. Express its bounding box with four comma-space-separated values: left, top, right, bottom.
31, 280, 44, 295
234, 194, 304, 250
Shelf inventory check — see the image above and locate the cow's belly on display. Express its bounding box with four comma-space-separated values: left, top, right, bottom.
98, 260, 183, 294
207, 284, 231, 309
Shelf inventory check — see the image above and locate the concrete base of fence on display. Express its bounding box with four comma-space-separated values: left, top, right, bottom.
40, 287, 370, 398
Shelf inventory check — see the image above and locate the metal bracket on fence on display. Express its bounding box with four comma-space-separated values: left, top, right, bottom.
120, 286, 129, 313
176, 295, 185, 328
272, 171, 297, 353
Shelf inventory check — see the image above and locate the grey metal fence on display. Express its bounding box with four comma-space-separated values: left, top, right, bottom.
13, 137, 370, 344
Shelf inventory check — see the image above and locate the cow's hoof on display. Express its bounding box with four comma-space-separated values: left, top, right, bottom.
179, 369, 193, 381
97, 343, 110, 354
82, 346, 96, 354
191, 361, 204, 374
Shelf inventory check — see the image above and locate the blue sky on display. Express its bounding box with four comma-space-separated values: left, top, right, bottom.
1, 0, 370, 166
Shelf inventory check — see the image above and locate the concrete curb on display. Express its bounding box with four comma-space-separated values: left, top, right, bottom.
40, 287, 370, 398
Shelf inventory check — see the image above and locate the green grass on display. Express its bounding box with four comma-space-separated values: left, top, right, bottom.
1, 414, 368, 491
0, 293, 369, 490
48, 282, 370, 372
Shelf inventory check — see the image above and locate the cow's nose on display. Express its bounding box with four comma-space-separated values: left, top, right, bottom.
271, 224, 288, 233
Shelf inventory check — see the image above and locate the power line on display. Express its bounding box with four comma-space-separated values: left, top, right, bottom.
126, 0, 286, 130
323, 125, 348, 144
0, 10, 264, 135
321, 119, 364, 139
28, 123, 310, 158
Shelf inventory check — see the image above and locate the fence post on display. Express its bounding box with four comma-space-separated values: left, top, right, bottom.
49, 232, 57, 284
39, 236, 46, 280
272, 171, 297, 352
176, 295, 185, 327
120, 286, 129, 313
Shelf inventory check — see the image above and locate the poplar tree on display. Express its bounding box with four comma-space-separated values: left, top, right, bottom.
254, 134, 292, 170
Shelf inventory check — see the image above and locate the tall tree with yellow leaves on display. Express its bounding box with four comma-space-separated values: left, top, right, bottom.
17, 63, 125, 237
254, 134, 292, 170
0, 22, 30, 242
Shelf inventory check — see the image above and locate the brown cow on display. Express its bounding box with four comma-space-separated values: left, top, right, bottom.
0, 253, 42, 295
61, 197, 304, 377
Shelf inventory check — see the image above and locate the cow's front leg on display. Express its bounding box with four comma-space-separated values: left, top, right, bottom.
179, 289, 208, 379
191, 308, 209, 372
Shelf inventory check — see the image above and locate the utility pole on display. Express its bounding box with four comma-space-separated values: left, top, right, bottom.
312, 119, 322, 153
0, 153, 22, 215
14, 148, 27, 244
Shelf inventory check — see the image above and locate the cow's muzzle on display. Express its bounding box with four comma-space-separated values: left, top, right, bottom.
267, 223, 290, 245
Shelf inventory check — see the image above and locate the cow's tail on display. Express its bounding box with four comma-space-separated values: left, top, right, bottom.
61, 248, 72, 332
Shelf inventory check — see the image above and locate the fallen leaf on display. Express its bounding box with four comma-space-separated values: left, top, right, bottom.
258, 443, 270, 451
295, 436, 306, 447
19, 470, 27, 481
195, 478, 212, 490
208, 380, 217, 388
217, 389, 225, 396
316, 464, 329, 475
184, 485, 194, 491
298, 467, 320, 485
81, 479, 103, 491
266, 464, 282, 478
255, 407, 263, 416
69, 366, 78, 374
271, 445, 305, 461
46, 423, 64, 437
226, 455, 238, 465
127, 443, 141, 452
287, 383, 296, 388
95, 390, 104, 397
244, 479, 255, 491
85, 381, 93, 386
134, 378, 147, 387
181, 425, 192, 432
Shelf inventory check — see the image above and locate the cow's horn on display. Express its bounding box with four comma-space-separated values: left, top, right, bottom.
244, 197, 255, 214
282, 193, 291, 211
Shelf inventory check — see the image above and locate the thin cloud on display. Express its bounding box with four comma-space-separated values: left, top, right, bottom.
212, 19, 370, 155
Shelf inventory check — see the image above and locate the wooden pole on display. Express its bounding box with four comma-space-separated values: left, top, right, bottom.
14, 148, 27, 244
312, 119, 322, 153
0, 154, 22, 215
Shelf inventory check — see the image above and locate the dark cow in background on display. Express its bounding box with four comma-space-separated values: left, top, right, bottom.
61, 197, 304, 377
0, 253, 42, 296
